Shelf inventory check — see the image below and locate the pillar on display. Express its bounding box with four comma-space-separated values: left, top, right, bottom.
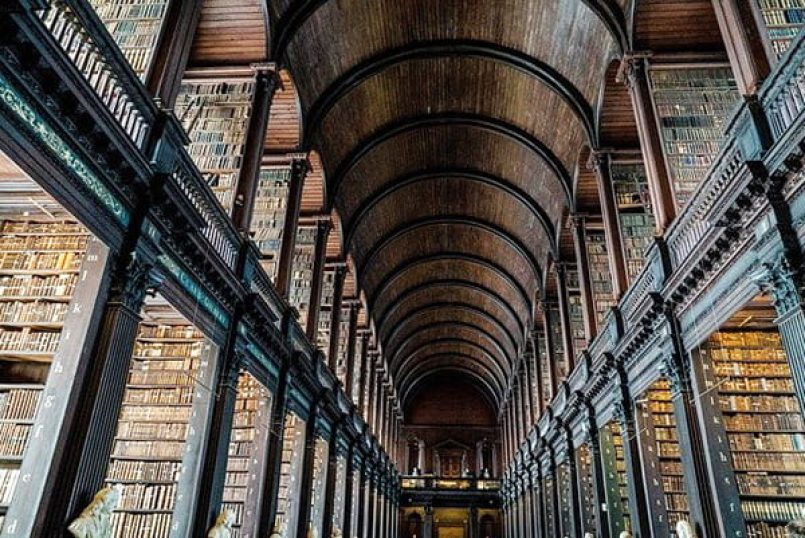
710, 0, 771, 95
344, 302, 361, 397
621, 55, 677, 232
541, 302, 560, 397
531, 330, 545, 413
343, 444, 356, 538
588, 153, 630, 297
306, 219, 333, 341
583, 405, 610, 538
232, 65, 279, 231
322, 424, 342, 538
571, 215, 598, 338
275, 157, 309, 298
258, 363, 291, 537
327, 264, 348, 371
554, 263, 577, 371
423, 504, 434, 538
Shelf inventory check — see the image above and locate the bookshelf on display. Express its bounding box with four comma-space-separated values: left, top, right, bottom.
557, 458, 573, 536
566, 266, 587, 355
289, 225, 317, 333
88, 0, 170, 81
308, 436, 330, 536
755, 0, 805, 60
316, 269, 335, 359
703, 330, 805, 537
332, 452, 348, 533
649, 66, 741, 206
544, 471, 557, 537
584, 229, 616, 326
335, 306, 350, 386
548, 306, 567, 382
350, 334, 363, 404
600, 422, 631, 536
174, 75, 256, 212
251, 166, 292, 281
106, 307, 216, 538
638, 380, 690, 535
275, 412, 307, 536
576, 443, 597, 535
222, 372, 272, 538
0, 218, 89, 529
611, 162, 655, 282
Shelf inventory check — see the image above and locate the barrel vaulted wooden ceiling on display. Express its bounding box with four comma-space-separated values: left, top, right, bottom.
189, 0, 722, 411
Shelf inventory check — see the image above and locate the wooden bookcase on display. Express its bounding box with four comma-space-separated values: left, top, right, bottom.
754, 0, 805, 60
600, 422, 631, 536
275, 411, 307, 536
289, 225, 317, 333
701, 330, 805, 537
174, 71, 256, 213
584, 228, 616, 326
611, 162, 655, 283
575, 443, 597, 535
566, 266, 587, 355
636, 379, 691, 536
556, 457, 573, 537
308, 436, 330, 536
251, 166, 292, 282
548, 306, 567, 381
332, 447, 348, 534
648, 65, 741, 206
88, 0, 170, 81
316, 268, 335, 358
0, 219, 89, 530
105, 304, 217, 537
222, 371, 272, 538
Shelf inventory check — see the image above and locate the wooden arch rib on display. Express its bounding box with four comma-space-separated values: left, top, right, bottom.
391, 328, 511, 384
391, 331, 507, 384
399, 361, 504, 408
380, 299, 521, 360
368, 253, 533, 323
330, 114, 572, 212
301, 40, 596, 150
374, 280, 526, 341
384, 306, 518, 366
343, 167, 559, 255
357, 217, 543, 289
271, 1, 628, 76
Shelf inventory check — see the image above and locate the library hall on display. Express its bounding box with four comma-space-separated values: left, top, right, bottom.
0, 0, 804, 537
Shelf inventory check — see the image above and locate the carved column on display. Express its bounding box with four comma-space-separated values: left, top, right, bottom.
232, 65, 279, 231
571, 215, 598, 338
554, 262, 577, 372
589, 153, 630, 297
327, 264, 348, 371
191, 348, 243, 535
145, 0, 203, 106
275, 157, 309, 298
295, 407, 322, 538
423, 504, 434, 538
613, 367, 652, 538
357, 333, 371, 413
34, 257, 157, 534
520, 365, 532, 435
621, 55, 677, 232
306, 219, 333, 341
343, 443, 357, 538
322, 423, 342, 538
525, 348, 536, 424
258, 363, 291, 537
710, 0, 771, 95
366, 473, 377, 538
560, 429, 581, 538
661, 309, 720, 538
356, 461, 367, 538
366, 351, 378, 426
541, 301, 560, 397
582, 405, 610, 538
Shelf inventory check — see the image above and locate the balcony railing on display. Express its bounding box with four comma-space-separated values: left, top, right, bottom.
401, 476, 501, 491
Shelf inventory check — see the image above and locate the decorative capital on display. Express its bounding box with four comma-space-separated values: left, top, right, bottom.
612, 400, 629, 428
617, 53, 649, 89
760, 258, 804, 316
110, 254, 160, 311
659, 353, 688, 395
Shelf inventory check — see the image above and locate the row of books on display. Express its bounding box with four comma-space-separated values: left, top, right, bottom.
0, 423, 32, 457
107, 460, 182, 483
0, 468, 19, 505
0, 221, 85, 234
123, 387, 195, 406
115, 421, 188, 441
290, 226, 317, 332
0, 301, 66, 324
742, 500, 805, 522
732, 451, 805, 471
0, 234, 88, 251
127, 370, 196, 386
0, 252, 81, 272
0, 388, 40, 420
584, 230, 616, 325
724, 412, 804, 433
0, 274, 77, 298
736, 473, 805, 496
251, 168, 292, 279
137, 324, 204, 340
728, 432, 805, 451
0, 329, 61, 354
89, 0, 168, 79
719, 395, 800, 412
707, 346, 788, 362
133, 341, 203, 359
110, 513, 172, 538
118, 483, 176, 511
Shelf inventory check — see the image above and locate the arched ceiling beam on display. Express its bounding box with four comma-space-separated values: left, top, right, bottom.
272, 2, 628, 68
329, 115, 573, 213
391, 330, 509, 382
375, 279, 526, 340
381, 301, 521, 358
399, 361, 503, 409
357, 216, 543, 290
394, 338, 507, 389
342, 167, 559, 254
285, 40, 596, 149
369, 253, 533, 320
